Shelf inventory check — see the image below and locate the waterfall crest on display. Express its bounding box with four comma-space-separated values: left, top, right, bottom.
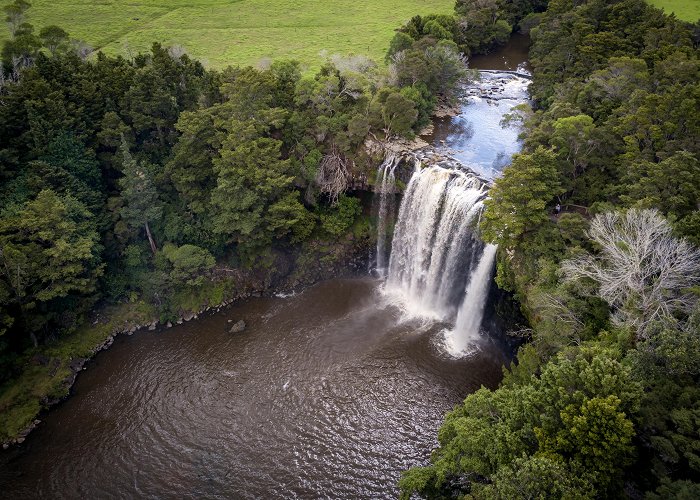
374, 154, 398, 277
384, 166, 489, 322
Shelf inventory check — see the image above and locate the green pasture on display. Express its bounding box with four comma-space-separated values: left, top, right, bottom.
0, 0, 453, 70
648, 0, 700, 21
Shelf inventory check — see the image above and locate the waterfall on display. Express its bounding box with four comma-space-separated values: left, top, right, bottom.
371, 71, 530, 353
445, 244, 497, 354
377, 162, 498, 354
384, 166, 488, 320
374, 154, 398, 277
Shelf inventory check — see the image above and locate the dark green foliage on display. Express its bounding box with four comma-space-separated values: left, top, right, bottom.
1, 22, 40, 65
210, 134, 296, 255
405, 1, 700, 497
481, 147, 562, 249
453, 0, 548, 55
400, 83, 435, 130
0, 190, 103, 344
391, 37, 468, 105
117, 139, 162, 254
319, 195, 361, 237
648, 480, 700, 500
38, 25, 68, 55
400, 347, 641, 498
369, 87, 418, 138
386, 32, 415, 62
161, 244, 215, 288
622, 152, 700, 242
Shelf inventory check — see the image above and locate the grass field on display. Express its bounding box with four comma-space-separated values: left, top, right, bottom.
649, 0, 700, 21
0, 0, 454, 70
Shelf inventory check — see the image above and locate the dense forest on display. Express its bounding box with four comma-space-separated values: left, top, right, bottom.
399, 0, 700, 498
1, 0, 699, 497
0, 0, 475, 381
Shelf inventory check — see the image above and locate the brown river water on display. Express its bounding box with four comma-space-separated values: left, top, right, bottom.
1, 279, 508, 498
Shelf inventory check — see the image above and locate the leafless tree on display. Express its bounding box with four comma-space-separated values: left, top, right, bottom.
168, 44, 188, 61
562, 208, 700, 339
122, 40, 135, 62
330, 54, 376, 75
256, 57, 272, 71
316, 144, 350, 204
72, 40, 93, 60
10, 54, 30, 81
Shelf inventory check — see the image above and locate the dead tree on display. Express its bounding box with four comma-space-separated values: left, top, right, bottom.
562, 208, 700, 340
316, 144, 350, 205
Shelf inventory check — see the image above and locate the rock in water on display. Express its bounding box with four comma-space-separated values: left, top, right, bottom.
229, 320, 246, 333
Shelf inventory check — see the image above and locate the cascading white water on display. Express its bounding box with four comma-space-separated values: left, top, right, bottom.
374, 154, 398, 277
445, 244, 498, 355
384, 165, 488, 320
373, 71, 529, 354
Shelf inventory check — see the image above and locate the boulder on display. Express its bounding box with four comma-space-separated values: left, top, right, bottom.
229, 320, 246, 333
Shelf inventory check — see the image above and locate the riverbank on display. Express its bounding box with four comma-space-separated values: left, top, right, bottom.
0, 232, 371, 447
0, 65, 519, 447
0, 276, 511, 497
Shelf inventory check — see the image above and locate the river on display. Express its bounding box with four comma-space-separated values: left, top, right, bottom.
0, 37, 531, 498
426, 33, 531, 180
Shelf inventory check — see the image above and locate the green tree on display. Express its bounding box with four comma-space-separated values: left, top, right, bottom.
267, 191, 316, 243
392, 39, 468, 104
385, 32, 414, 62
0, 190, 102, 345
165, 108, 220, 214
117, 138, 162, 255
210, 125, 299, 260
369, 87, 418, 138
481, 147, 563, 249
3, 0, 31, 37
546, 396, 636, 486
39, 25, 68, 55
161, 243, 215, 287
400, 347, 641, 498
551, 114, 599, 180
1, 20, 40, 65
622, 152, 700, 243
492, 455, 594, 499
319, 194, 361, 236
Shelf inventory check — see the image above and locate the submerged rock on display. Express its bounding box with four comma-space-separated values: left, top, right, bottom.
229, 320, 246, 333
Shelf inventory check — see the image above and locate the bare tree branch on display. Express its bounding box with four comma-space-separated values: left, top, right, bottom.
562, 208, 700, 339
316, 143, 350, 205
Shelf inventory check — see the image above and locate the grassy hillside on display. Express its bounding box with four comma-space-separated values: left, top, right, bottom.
648, 0, 700, 20
0, 0, 453, 70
